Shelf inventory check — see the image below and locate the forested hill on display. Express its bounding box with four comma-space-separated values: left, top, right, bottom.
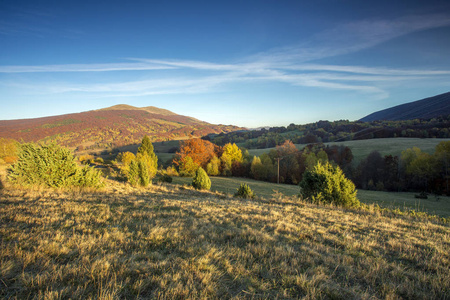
360, 92, 450, 122
0, 105, 242, 150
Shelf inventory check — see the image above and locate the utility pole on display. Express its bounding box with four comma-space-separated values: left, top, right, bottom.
276, 157, 283, 184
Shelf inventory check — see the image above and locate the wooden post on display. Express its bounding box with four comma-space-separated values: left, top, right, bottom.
276, 157, 282, 184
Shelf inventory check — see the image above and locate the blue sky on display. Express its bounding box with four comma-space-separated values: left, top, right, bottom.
1, 0, 450, 128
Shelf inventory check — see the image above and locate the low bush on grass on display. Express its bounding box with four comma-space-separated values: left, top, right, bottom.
235, 183, 255, 199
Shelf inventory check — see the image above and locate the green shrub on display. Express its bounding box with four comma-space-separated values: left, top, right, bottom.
192, 167, 211, 190
73, 166, 105, 188
235, 183, 254, 199
8, 143, 103, 189
127, 159, 150, 187
299, 161, 359, 208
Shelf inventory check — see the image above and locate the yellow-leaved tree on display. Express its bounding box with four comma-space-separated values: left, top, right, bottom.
220, 143, 243, 176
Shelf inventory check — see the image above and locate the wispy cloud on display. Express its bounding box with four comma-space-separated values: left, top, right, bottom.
0, 62, 175, 73
1, 13, 449, 100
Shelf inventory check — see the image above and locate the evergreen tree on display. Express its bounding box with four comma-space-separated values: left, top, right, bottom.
137, 135, 154, 157
127, 160, 140, 187
192, 167, 211, 190
138, 160, 150, 187
136, 136, 158, 180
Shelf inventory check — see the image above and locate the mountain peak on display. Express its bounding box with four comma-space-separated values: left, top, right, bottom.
98, 104, 139, 111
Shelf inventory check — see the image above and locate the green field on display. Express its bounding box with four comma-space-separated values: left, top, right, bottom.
247, 137, 450, 164
172, 176, 299, 198
170, 176, 450, 218
157, 152, 175, 165
153, 140, 181, 153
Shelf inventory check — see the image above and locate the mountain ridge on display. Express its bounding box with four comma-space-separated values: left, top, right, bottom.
98, 104, 179, 117
360, 92, 450, 122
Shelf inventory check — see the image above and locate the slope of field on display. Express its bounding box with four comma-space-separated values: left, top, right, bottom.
171, 176, 450, 218
0, 105, 242, 149
1, 182, 448, 299
360, 91, 450, 122
247, 138, 450, 165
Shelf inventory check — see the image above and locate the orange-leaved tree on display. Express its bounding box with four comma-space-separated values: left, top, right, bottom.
174, 139, 219, 171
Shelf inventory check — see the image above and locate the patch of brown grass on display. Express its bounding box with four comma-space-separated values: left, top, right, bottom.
1, 180, 449, 299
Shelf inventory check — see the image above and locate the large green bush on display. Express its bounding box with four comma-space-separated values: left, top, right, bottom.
192, 167, 211, 190
300, 161, 359, 208
8, 143, 103, 188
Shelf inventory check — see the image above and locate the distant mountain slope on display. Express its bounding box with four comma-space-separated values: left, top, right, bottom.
360, 92, 450, 122
0, 105, 243, 149
98, 104, 178, 116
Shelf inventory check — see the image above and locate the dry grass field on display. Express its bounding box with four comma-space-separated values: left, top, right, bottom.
1, 180, 449, 299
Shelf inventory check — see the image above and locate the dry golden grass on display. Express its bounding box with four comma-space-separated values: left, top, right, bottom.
1, 180, 449, 299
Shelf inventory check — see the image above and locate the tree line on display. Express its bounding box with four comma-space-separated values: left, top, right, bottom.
354, 142, 450, 195
164, 138, 450, 195
208, 116, 450, 149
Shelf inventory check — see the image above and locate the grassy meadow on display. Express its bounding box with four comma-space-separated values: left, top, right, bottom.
171, 175, 450, 219
1, 179, 449, 299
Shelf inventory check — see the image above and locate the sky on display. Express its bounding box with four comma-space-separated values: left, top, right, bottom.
1, 0, 450, 128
